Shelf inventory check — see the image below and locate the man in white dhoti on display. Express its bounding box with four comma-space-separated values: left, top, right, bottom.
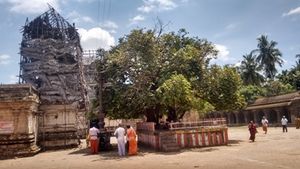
114, 124, 126, 156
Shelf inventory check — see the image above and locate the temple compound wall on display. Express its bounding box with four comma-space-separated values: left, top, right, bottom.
0, 84, 40, 158
205, 91, 300, 126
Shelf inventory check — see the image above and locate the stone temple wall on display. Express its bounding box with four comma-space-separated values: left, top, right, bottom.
0, 84, 40, 158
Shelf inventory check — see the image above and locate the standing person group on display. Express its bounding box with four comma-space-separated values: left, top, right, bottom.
89, 125, 100, 154
248, 121, 257, 142
114, 124, 138, 157
261, 116, 269, 134
281, 116, 288, 132
248, 115, 290, 142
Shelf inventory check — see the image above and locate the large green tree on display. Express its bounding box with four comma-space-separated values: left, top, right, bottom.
239, 85, 266, 104
157, 74, 196, 122
199, 65, 246, 111
263, 80, 294, 96
254, 35, 283, 80
99, 28, 217, 123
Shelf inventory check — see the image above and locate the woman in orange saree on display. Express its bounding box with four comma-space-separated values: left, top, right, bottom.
126, 125, 137, 155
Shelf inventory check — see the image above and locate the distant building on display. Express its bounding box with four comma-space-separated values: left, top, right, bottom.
205, 91, 300, 126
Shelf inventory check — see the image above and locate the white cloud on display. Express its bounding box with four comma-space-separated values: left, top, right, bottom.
138, 0, 178, 13
234, 61, 241, 67
0, 54, 11, 65
213, 23, 239, 39
283, 6, 300, 16
99, 21, 118, 34
225, 23, 238, 30
282, 58, 288, 64
138, 4, 155, 13
129, 15, 145, 25
77, 27, 115, 51
100, 21, 118, 29
67, 11, 94, 24
9, 75, 18, 84
130, 15, 145, 22
2, 0, 60, 14
76, 0, 95, 2
82, 16, 94, 23
214, 44, 230, 61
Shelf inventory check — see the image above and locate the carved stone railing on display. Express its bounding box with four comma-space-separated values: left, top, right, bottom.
169, 118, 227, 130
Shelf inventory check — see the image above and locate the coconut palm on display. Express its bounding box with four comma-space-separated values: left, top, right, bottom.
295, 54, 300, 70
254, 35, 283, 80
240, 52, 264, 85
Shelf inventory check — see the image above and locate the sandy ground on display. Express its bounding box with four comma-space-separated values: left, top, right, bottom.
1, 126, 300, 169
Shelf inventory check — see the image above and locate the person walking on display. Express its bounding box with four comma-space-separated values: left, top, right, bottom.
126, 125, 137, 155
281, 116, 288, 132
248, 121, 257, 142
114, 124, 126, 156
89, 125, 100, 154
261, 116, 269, 134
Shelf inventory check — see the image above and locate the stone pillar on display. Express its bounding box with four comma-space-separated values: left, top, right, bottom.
235, 112, 240, 124
264, 109, 270, 121
226, 113, 231, 125
253, 111, 258, 124
243, 111, 249, 124
276, 110, 281, 124
289, 109, 296, 124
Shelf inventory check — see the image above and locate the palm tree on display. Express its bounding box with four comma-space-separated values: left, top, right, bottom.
295, 54, 300, 70
254, 35, 283, 80
240, 52, 264, 85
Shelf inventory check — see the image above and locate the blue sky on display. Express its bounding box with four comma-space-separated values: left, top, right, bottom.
0, 0, 300, 84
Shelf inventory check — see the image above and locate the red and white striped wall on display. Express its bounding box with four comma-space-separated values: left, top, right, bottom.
137, 127, 228, 150
175, 127, 228, 148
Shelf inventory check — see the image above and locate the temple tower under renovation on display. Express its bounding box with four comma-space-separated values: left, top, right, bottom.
19, 7, 88, 149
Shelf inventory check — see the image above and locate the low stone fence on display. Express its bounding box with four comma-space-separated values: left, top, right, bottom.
137, 119, 228, 151
169, 118, 227, 130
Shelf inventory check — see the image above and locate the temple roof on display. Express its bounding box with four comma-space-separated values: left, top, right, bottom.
246, 91, 300, 110
22, 6, 78, 41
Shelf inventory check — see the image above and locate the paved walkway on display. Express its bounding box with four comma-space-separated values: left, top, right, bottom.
1, 126, 299, 169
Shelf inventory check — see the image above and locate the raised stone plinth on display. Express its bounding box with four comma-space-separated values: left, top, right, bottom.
0, 133, 40, 159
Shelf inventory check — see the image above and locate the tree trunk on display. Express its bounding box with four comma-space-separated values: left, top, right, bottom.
145, 105, 161, 124
167, 107, 178, 122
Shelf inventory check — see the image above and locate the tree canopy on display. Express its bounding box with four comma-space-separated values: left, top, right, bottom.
91, 28, 295, 123
93, 28, 246, 122
200, 65, 246, 111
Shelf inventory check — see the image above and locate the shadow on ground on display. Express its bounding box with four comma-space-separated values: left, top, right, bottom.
68, 144, 184, 160
228, 139, 243, 146
68, 143, 235, 160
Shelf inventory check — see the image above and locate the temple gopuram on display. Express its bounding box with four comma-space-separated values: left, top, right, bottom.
0, 7, 89, 158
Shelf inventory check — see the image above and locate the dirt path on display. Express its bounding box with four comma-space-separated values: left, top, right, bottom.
1, 126, 300, 169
